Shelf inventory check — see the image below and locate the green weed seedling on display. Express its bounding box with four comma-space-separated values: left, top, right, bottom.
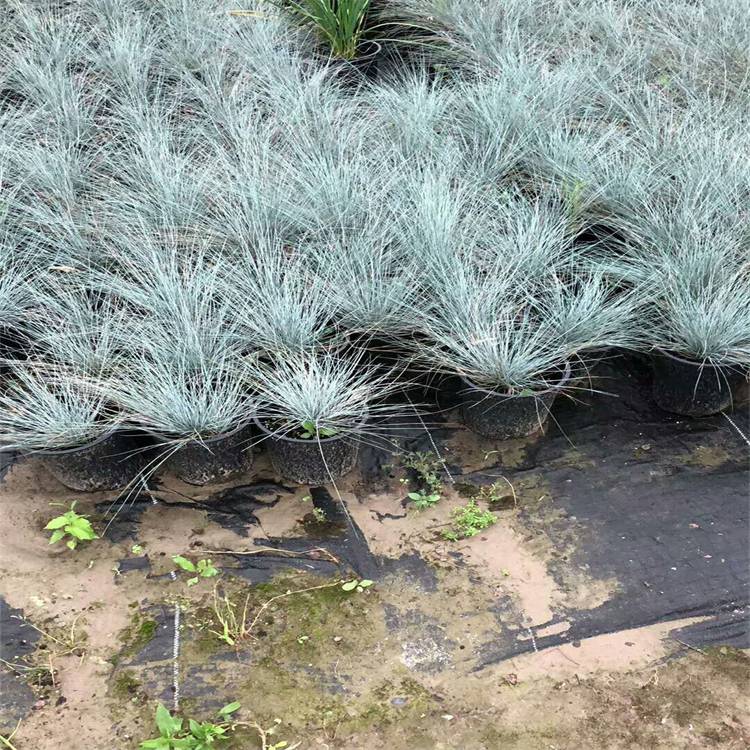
341, 579, 373, 593
248, 718, 300, 750
172, 555, 219, 586
475, 480, 516, 509
443, 500, 497, 541
45, 502, 98, 550
140, 701, 240, 749
407, 490, 441, 509
403, 451, 443, 509
299, 420, 338, 439
210, 587, 250, 647
311, 506, 328, 523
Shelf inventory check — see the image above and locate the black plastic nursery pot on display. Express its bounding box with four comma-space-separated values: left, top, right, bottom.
157, 422, 255, 486
459, 364, 571, 440
651, 350, 747, 417
254, 418, 360, 486
328, 41, 382, 86
366, 334, 449, 405
33, 429, 149, 492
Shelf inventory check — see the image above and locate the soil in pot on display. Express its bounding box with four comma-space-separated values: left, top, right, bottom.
0, 326, 30, 365
651, 351, 747, 417
254, 418, 360, 485
460, 365, 571, 440
159, 422, 255, 486
34, 429, 150, 492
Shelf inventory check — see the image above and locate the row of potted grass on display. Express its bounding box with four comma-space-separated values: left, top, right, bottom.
0, 182, 747, 492
0, 350, 392, 490
0, 331, 746, 495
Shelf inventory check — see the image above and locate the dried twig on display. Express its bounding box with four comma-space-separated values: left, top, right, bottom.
228, 10, 269, 17
671, 637, 706, 655
247, 720, 300, 750
204, 546, 341, 565
0, 720, 21, 750
245, 580, 344, 639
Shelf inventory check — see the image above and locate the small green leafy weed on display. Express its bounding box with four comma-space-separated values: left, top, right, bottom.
407, 490, 441, 509
172, 556, 219, 586
475, 480, 516, 507
341, 578, 373, 593
442, 500, 497, 541
45, 502, 98, 550
139, 701, 240, 749
311, 506, 328, 523
403, 451, 443, 508
299, 420, 338, 439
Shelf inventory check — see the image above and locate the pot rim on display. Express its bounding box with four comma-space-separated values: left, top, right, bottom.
318, 39, 382, 64
254, 416, 362, 445
144, 418, 254, 446
29, 425, 121, 456
460, 361, 572, 398
353, 39, 382, 61
653, 348, 736, 370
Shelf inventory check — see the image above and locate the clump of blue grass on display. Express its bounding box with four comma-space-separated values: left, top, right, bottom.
0, 362, 112, 451
309, 222, 417, 339
206, 125, 301, 250
601, 112, 750, 365
643, 0, 750, 104
361, 68, 455, 161
0, 227, 39, 335
99, 111, 212, 238
93, 235, 241, 369
607, 223, 750, 366
105, 350, 254, 440
273, 116, 393, 237
224, 239, 339, 356
2, 3, 101, 146
23, 277, 128, 376
89, 8, 158, 108
409, 193, 642, 392
248, 349, 407, 439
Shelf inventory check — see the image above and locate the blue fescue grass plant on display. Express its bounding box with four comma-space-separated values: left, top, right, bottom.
362, 69, 454, 161
0, 234, 36, 333
377, 0, 572, 71
601, 111, 750, 366
225, 240, 338, 355
0, 267, 31, 332
412, 275, 641, 394
0, 363, 112, 451
649, 258, 750, 366
643, 0, 750, 104
409, 193, 643, 393
248, 349, 406, 439
307, 217, 417, 338
607, 226, 750, 366
105, 351, 254, 440
91, 236, 240, 369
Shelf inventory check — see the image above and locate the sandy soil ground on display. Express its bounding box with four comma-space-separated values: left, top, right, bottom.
0, 447, 748, 750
